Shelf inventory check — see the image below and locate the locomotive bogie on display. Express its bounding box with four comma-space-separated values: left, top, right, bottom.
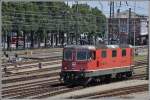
60, 71, 86, 84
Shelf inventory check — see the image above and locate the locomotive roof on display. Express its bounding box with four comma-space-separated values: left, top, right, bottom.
96, 44, 133, 49
65, 45, 96, 50
64, 44, 132, 50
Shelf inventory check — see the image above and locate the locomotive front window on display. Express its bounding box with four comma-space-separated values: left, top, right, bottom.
63, 49, 72, 60
77, 50, 87, 60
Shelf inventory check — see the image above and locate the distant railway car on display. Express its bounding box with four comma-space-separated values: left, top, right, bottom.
11, 36, 23, 44
60, 45, 133, 85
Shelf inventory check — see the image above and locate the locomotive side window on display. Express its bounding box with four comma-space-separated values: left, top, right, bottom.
122, 49, 126, 56
77, 50, 87, 60
101, 50, 106, 58
112, 50, 117, 57
63, 49, 72, 60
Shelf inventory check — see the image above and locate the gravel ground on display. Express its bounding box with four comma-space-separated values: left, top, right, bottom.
102, 91, 149, 100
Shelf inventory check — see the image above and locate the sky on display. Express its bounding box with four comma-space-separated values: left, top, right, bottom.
66, 1, 149, 18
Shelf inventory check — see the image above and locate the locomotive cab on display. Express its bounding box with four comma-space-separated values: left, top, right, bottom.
62, 46, 96, 71
60, 45, 96, 84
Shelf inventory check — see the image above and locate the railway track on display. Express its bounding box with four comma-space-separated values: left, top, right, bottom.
2, 73, 147, 99
91, 84, 148, 99
1, 56, 62, 68
2, 81, 62, 98
2, 54, 146, 76
32, 73, 147, 99
2, 70, 60, 84
3, 63, 146, 85
2, 61, 61, 77
32, 85, 83, 99
2, 58, 147, 78
68, 84, 148, 99
134, 59, 148, 66
2, 58, 148, 99
2, 76, 59, 89
2, 58, 61, 68
2, 56, 140, 65
2, 60, 144, 81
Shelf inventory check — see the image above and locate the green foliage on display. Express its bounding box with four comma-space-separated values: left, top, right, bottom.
2, 2, 106, 38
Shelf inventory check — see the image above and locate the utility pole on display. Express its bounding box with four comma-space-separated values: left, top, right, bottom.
66, 1, 69, 45
0, 1, 1, 52
148, 1, 150, 95
109, 1, 115, 44
146, 20, 149, 80
112, 2, 114, 18
109, 2, 111, 18
75, 1, 78, 45
106, 18, 109, 45
128, 8, 131, 44
133, 2, 136, 58
117, 9, 120, 44
110, 1, 114, 18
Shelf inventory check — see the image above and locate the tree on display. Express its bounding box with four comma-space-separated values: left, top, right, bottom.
2, 2, 106, 49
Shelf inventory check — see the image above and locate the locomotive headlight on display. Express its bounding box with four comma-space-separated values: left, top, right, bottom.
72, 74, 74, 77
75, 76, 78, 79
80, 67, 85, 71
80, 73, 84, 76
64, 67, 67, 70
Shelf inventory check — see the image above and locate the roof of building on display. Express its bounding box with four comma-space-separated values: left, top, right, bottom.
113, 10, 148, 19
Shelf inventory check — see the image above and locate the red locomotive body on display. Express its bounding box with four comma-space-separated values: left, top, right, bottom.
60, 45, 133, 85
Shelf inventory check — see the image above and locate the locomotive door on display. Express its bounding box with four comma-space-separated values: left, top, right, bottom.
100, 49, 107, 69
71, 49, 76, 70
87, 50, 97, 70
111, 49, 117, 68
121, 48, 128, 67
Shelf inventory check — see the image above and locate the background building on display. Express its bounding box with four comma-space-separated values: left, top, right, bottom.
108, 9, 148, 45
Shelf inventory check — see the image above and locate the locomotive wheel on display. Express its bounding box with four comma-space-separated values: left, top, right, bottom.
83, 78, 92, 87
104, 75, 111, 83
95, 77, 101, 83
126, 71, 132, 77
116, 73, 123, 80
99, 76, 105, 84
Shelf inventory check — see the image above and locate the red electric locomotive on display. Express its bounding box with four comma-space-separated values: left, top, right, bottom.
60, 44, 133, 85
